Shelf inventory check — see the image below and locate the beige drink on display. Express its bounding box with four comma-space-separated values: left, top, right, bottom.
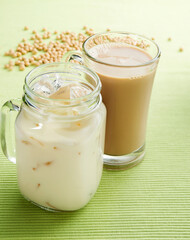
89, 44, 155, 155
64, 32, 160, 169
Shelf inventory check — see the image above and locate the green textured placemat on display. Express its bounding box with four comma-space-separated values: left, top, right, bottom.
0, 0, 190, 239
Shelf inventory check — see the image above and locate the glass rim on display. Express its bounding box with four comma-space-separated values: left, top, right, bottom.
24, 62, 102, 105
82, 31, 161, 68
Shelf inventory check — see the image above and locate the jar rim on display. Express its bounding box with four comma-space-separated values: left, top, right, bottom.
83, 31, 161, 68
24, 62, 102, 106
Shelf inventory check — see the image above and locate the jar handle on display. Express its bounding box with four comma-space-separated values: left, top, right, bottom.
63, 51, 84, 64
1, 99, 21, 164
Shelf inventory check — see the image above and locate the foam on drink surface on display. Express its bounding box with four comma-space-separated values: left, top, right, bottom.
88, 43, 152, 78
89, 43, 151, 66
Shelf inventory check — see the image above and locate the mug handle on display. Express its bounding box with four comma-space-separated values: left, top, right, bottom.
1, 99, 21, 164
63, 51, 84, 64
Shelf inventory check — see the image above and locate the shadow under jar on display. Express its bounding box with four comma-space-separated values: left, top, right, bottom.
1, 63, 106, 211
64, 32, 161, 170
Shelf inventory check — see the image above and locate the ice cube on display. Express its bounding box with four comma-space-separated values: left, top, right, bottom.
51, 73, 63, 91
70, 84, 92, 99
49, 83, 92, 100
32, 79, 55, 97
49, 84, 71, 99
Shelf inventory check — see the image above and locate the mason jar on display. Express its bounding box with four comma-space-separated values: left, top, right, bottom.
1, 62, 106, 211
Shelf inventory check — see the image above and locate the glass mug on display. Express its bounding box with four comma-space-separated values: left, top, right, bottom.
64, 32, 161, 170
1, 63, 106, 211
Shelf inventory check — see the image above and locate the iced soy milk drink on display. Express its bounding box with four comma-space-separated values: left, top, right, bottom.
13, 63, 106, 211
64, 33, 160, 169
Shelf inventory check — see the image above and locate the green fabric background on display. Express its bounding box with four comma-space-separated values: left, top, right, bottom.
0, 0, 190, 239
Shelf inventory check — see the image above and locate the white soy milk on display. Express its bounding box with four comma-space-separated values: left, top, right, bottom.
15, 73, 106, 211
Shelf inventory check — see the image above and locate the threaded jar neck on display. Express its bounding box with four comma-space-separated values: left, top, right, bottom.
23, 62, 102, 119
